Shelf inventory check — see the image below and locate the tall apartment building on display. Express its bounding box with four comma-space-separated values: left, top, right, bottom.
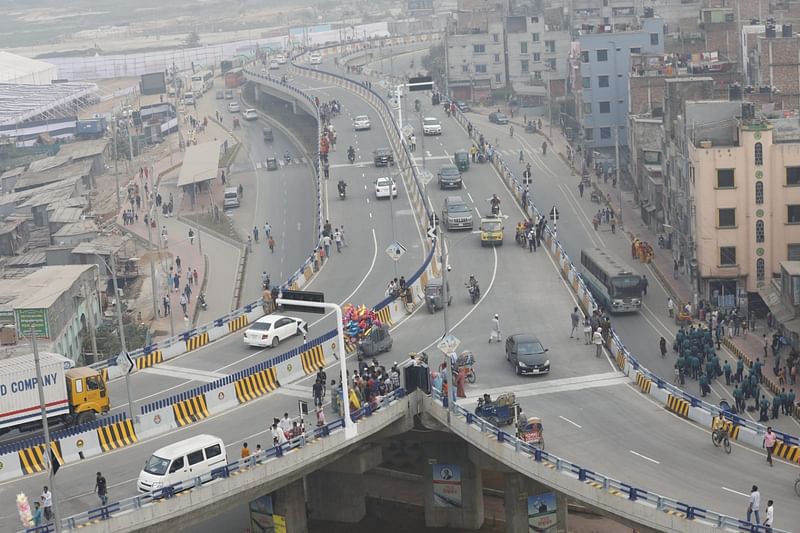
568, 0, 700, 31
577, 16, 664, 152
753, 22, 800, 109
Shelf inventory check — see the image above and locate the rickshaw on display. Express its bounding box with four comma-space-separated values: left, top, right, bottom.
475, 392, 519, 426
525, 121, 536, 133
454, 350, 476, 384
517, 416, 544, 449
356, 324, 393, 360
675, 309, 693, 326
453, 149, 470, 172
266, 157, 278, 171
424, 278, 452, 313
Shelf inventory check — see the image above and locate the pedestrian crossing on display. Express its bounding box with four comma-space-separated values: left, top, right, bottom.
459, 372, 628, 406
255, 158, 306, 169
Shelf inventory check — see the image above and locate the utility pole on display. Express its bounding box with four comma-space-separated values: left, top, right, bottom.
32, 332, 62, 533
83, 282, 99, 364
614, 125, 622, 228
110, 254, 136, 421
438, 232, 456, 417
111, 114, 120, 213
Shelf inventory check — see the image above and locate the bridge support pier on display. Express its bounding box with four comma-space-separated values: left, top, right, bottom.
307, 470, 367, 523
272, 479, 308, 533
504, 473, 568, 533
422, 441, 484, 529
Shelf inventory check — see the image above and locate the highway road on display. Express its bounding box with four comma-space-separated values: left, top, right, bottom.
3, 50, 798, 532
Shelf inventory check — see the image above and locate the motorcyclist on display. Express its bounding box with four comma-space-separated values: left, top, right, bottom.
337, 179, 347, 197
488, 194, 501, 215
347, 145, 355, 163
466, 275, 480, 302
284, 150, 291, 164
261, 271, 271, 290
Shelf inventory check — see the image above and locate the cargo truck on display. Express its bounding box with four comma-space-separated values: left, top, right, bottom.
0, 352, 109, 435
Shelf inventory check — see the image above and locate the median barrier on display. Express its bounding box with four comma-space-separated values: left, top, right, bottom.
204, 383, 239, 414
233, 368, 279, 405
0, 450, 23, 481
95, 417, 137, 453
156, 339, 185, 361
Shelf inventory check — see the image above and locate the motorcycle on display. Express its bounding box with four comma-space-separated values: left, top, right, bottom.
348, 151, 355, 164
491, 202, 500, 216
198, 293, 208, 311
262, 275, 271, 291
467, 282, 480, 304
338, 181, 347, 199
283, 152, 292, 165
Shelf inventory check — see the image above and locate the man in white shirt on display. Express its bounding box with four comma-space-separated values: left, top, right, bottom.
278, 413, 293, 435
41, 486, 53, 521
763, 499, 773, 532
747, 485, 761, 525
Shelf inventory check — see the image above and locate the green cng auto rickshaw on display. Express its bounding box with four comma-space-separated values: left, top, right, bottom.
453, 149, 470, 172
425, 278, 452, 313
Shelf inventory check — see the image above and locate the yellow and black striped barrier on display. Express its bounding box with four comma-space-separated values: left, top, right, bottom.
235, 367, 279, 403
173, 394, 209, 427
666, 394, 690, 418
185, 331, 210, 352
301, 345, 325, 374
97, 419, 138, 451
635, 372, 652, 394
376, 306, 393, 327
227, 315, 248, 333
136, 351, 163, 370
712, 416, 740, 440
615, 350, 626, 371
18, 441, 63, 475
773, 440, 800, 463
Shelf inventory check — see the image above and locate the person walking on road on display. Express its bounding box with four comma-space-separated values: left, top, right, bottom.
333, 228, 342, 253
763, 426, 776, 466
179, 293, 188, 316
340, 225, 347, 247
593, 328, 604, 358
583, 318, 592, 345
268, 236, 275, 253
570, 307, 580, 338
747, 485, 761, 525
188, 228, 194, 245
264, 222, 271, 239
95, 471, 108, 506
252, 226, 259, 243
489, 314, 501, 343
322, 234, 332, 257
41, 486, 53, 521
764, 500, 774, 533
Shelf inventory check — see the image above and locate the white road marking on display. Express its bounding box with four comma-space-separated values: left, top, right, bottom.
721, 486, 749, 497
460, 372, 628, 404
629, 450, 660, 464
140, 366, 224, 383
559, 415, 582, 429
467, 192, 474, 203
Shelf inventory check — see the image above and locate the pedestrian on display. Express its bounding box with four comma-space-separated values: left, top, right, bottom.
641, 275, 648, 295
241, 442, 250, 458
764, 499, 774, 533
188, 228, 194, 245
583, 317, 592, 345
723, 360, 732, 385
339, 225, 347, 246
175, 255, 182, 272
578, 182, 584, 197
268, 235, 275, 253
315, 405, 326, 427
32, 502, 43, 526
264, 222, 271, 239
180, 293, 188, 315
193, 269, 198, 285
570, 307, 580, 338
489, 314, 501, 343
162, 294, 170, 316
41, 486, 53, 521
747, 485, 761, 524
593, 328, 604, 358
409, 134, 416, 151
322, 234, 331, 257
519, 149, 524, 162
312, 379, 323, 407
334, 228, 342, 252
95, 472, 108, 506
253, 226, 259, 243
763, 334, 769, 359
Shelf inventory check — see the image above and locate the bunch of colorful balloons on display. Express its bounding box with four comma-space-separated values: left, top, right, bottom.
342, 303, 382, 343
17, 493, 32, 528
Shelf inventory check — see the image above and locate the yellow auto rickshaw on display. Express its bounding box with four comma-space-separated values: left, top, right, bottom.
454, 149, 470, 172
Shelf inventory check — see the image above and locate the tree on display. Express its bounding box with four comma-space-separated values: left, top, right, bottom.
422, 43, 446, 94
184, 31, 200, 48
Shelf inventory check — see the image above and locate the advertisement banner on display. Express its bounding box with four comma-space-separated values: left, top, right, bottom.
528, 492, 558, 532
432, 463, 462, 508
249, 494, 274, 533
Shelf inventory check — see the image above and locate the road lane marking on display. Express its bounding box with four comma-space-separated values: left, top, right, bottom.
460, 372, 628, 404
155, 364, 226, 379
629, 450, 660, 464
559, 415, 582, 429
721, 487, 749, 497
140, 366, 223, 383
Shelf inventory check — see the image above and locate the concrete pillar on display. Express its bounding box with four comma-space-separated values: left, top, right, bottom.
273, 479, 308, 533
504, 473, 568, 533
306, 470, 366, 523
422, 441, 484, 529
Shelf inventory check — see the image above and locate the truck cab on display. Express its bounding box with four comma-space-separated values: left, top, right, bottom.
480, 215, 504, 246
65, 367, 109, 424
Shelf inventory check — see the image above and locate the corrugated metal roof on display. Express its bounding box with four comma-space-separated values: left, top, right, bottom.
0, 265, 94, 308
48, 207, 83, 224
0, 52, 57, 84
176, 141, 221, 188
52, 220, 97, 238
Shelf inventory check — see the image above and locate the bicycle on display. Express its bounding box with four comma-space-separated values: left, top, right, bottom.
711, 426, 732, 454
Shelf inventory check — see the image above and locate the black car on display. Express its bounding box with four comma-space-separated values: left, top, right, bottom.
455, 100, 471, 112
505, 334, 550, 375
489, 112, 509, 125
437, 164, 463, 189
373, 148, 395, 167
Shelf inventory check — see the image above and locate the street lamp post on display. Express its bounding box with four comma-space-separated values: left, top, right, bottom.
106, 254, 136, 421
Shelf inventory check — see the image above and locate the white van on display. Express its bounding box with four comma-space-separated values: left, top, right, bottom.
138, 434, 227, 493
223, 186, 240, 209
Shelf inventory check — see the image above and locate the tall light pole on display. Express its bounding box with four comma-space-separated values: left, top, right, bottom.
107, 254, 136, 421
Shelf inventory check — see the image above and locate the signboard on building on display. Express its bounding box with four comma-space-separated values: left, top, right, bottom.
15, 308, 49, 338
527, 492, 558, 532
432, 463, 462, 507
0, 308, 13, 325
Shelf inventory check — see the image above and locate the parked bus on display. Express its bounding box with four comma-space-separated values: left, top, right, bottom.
224, 67, 244, 89
579, 248, 644, 313
191, 69, 214, 95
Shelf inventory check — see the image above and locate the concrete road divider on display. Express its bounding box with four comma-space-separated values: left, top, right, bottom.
234, 368, 280, 404
300, 345, 326, 375
136, 351, 163, 369
376, 305, 394, 327
172, 394, 209, 427
204, 383, 239, 414
635, 372, 652, 394
185, 331, 210, 352
97, 418, 138, 452
0, 450, 23, 481
666, 394, 690, 418
773, 440, 800, 463
227, 315, 248, 332
137, 405, 177, 439
18, 441, 63, 475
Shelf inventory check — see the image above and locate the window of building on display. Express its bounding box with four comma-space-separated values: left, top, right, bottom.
546, 58, 556, 70
756, 258, 765, 281
494, 53, 501, 63
720, 246, 737, 266
520, 42, 528, 54
754, 142, 763, 166
582, 102, 592, 115
474, 64, 487, 73
533, 52, 541, 62
545, 40, 556, 53
473, 44, 485, 54
600, 127, 611, 139
584, 127, 593, 140
716, 168, 735, 188
492, 33, 499, 42
533, 70, 542, 80
582, 76, 591, 89
789, 205, 800, 224
530, 16, 539, 23
581, 51, 589, 63
755, 181, 764, 204
521, 60, 529, 73
650, 33, 660, 45
756, 220, 765, 243
603, 0, 609, 5
788, 244, 800, 261
598, 75, 609, 87
532, 32, 540, 42
495, 73, 501, 82
461, 65, 469, 72
630, 47, 641, 54
597, 49, 608, 62
787, 166, 800, 185
718, 208, 736, 228
599, 101, 611, 113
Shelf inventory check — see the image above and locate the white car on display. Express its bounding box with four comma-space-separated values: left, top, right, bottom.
227, 102, 240, 113
276, 54, 287, 65
375, 177, 398, 199
353, 115, 371, 131
243, 314, 307, 348
310, 53, 322, 65
422, 117, 442, 135
269, 60, 280, 70
243, 109, 258, 121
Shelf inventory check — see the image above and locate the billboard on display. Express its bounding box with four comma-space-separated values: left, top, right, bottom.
528, 492, 558, 532
432, 463, 462, 507
15, 308, 49, 338
140, 72, 167, 95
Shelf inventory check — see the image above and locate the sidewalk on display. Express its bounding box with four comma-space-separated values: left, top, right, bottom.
525, 111, 800, 424
116, 113, 240, 339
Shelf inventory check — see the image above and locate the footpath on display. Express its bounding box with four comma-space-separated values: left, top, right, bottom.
499, 108, 800, 426
116, 105, 242, 340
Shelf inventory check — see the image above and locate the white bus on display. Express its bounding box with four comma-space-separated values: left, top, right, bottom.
579, 248, 644, 313
191, 70, 214, 95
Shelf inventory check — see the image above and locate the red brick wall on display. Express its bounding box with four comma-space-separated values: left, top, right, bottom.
758, 37, 800, 95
